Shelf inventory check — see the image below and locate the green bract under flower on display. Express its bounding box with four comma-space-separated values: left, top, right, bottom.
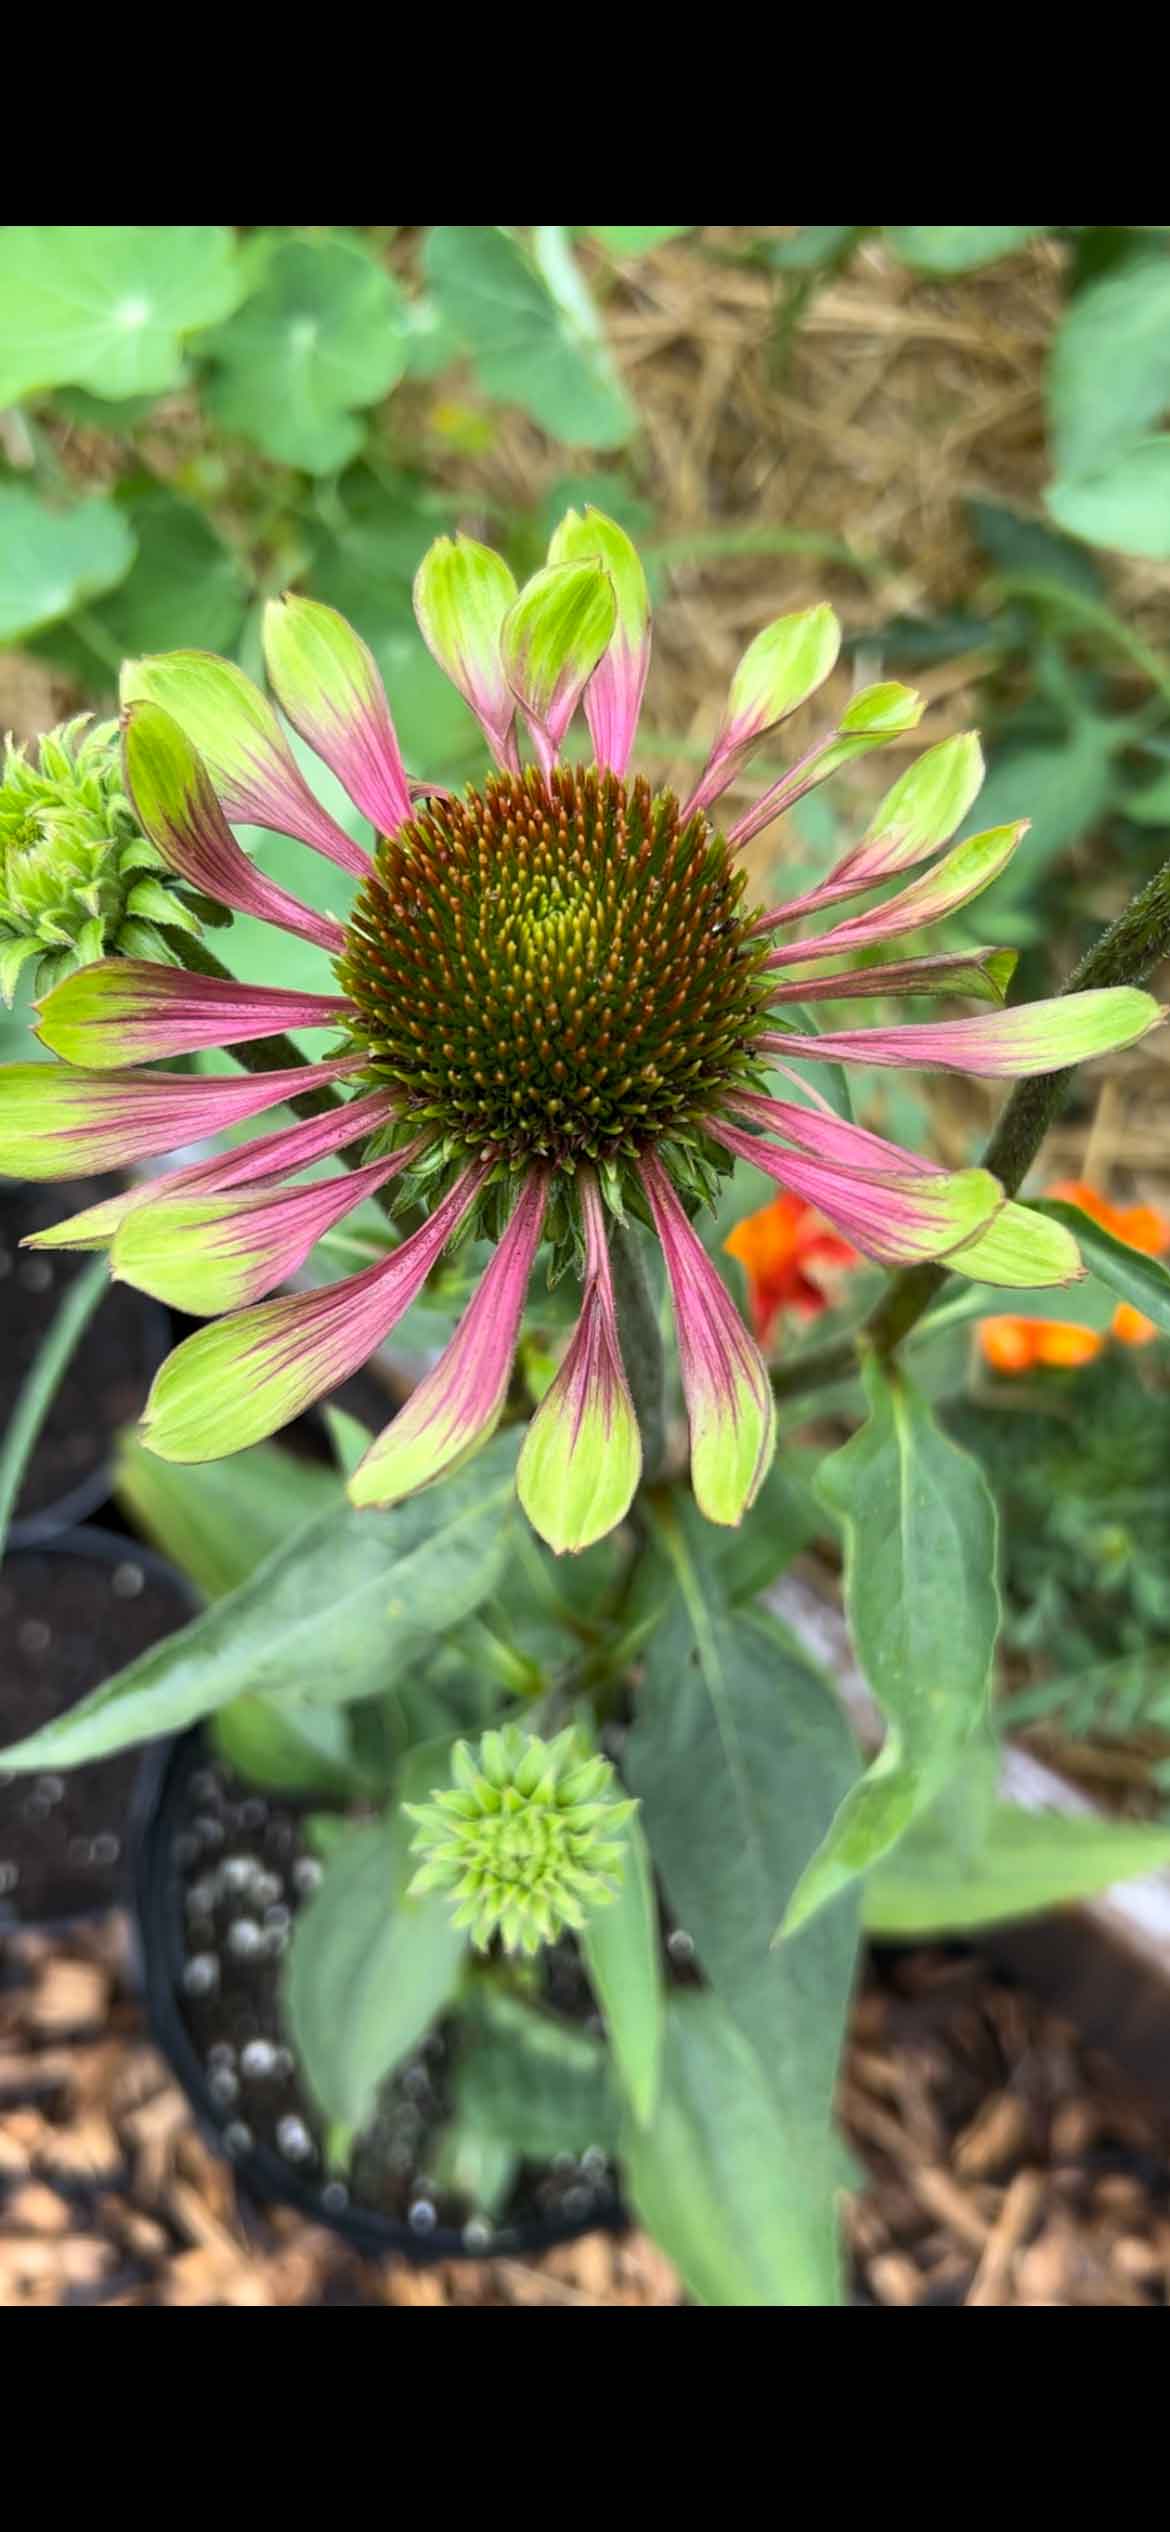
404, 1725, 637, 1956
0, 716, 205, 1003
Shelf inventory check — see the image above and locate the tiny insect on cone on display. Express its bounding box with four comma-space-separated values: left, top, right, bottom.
0, 513, 1163, 1548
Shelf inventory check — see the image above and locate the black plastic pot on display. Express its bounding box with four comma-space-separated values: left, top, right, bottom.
0, 1528, 198, 1929
2, 1178, 170, 1544
131, 1728, 628, 2266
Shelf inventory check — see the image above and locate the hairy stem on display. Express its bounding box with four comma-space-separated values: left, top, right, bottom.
773, 851, 1170, 1401
611, 1221, 667, 1483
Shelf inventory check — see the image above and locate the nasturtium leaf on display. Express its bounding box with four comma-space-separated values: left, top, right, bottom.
885, 226, 1046, 273
966, 497, 1104, 601
587, 227, 694, 256
0, 486, 135, 643
1046, 438, 1170, 560
202, 234, 410, 475
425, 225, 635, 450
581, 1811, 664, 2129
1049, 249, 1170, 478
0, 226, 244, 405
622, 1992, 844, 2307
788, 1353, 1000, 1930
864, 1799, 1170, 1935
113, 1428, 343, 1603
1036, 1198, 1170, 1337
0, 1432, 520, 1768
36, 484, 249, 678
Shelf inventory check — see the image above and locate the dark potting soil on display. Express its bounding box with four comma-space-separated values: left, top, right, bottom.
165, 1753, 621, 2251
0, 1546, 194, 1924
1, 1179, 163, 1527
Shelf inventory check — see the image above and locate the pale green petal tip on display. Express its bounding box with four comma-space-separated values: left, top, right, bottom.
547, 506, 648, 638
692, 1383, 777, 1528
502, 560, 617, 715
516, 1385, 641, 1554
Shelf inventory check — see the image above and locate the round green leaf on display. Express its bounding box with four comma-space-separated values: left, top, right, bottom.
885, 226, 1046, 272
425, 226, 635, 449
36, 484, 249, 678
1046, 438, 1170, 558
1049, 249, 1170, 477
588, 227, 693, 256
0, 226, 244, 405
202, 234, 410, 474
0, 485, 136, 642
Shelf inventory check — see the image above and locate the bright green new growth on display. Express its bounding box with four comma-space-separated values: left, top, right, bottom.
0, 716, 202, 1003
404, 1725, 638, 1957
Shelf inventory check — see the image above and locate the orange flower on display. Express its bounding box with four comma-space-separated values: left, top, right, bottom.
979, 1178, 1170, 1372
725, 1190, 859, 1347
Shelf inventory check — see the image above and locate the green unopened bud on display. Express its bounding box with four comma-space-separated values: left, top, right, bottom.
0, 715, 204, 1003
404, 1724, 637, 1958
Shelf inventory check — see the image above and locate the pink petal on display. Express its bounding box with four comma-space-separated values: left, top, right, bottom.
1, 1053, 364, 1180
123, 703, 346, 954
263, 596, 412, 841
114, 1140, 427, 1314
710, 1118, 1000, 1267
36, 960, 354, 1068
640, 1152, 774, 1524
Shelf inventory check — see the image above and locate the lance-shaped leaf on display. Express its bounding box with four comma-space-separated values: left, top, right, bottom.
349, 1174, 548, 1509
517, 1172, 639, 1552
1036, 1195, 1170, 1337
864, 1797, 1170, 1936
580, 1808, 664, 2129
123, 702, 347, 951
640, 1153, 775, 1524
0, 1433, 521, 1768
112, 1145, 419, 1316
413, 533, 519, 766
0, 1052, 359, 1181
140, 1163, 487, 1461
730, 683, 925, 850
759, 822, 1028, 964
20, 1086, 395, 1248
548, 507, 651, 777
759, 987, 1163, 1076
782, 1353, 1001, 1933
500, 560, 616, 773
263, 594, 411, 838
684, 604, 841, 815
36, 957, 352, 1069
768, 946, 1018, 1009
120, 650, 367, 876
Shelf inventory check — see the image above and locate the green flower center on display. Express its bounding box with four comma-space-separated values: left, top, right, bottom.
337, 765, 773, 1171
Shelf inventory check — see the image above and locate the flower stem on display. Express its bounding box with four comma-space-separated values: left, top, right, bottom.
773, 850, 1170, 1401
610, 1220, 667, 1483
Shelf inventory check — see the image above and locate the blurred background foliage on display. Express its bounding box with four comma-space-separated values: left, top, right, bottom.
5, 220, 1170, 1800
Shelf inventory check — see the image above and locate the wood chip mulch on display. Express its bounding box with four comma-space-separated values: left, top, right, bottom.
4, 1919, 1170, 2307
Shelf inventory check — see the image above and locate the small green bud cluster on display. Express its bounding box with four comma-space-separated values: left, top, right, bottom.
405, 1724, 637, 1957
0, 716, 205, 1003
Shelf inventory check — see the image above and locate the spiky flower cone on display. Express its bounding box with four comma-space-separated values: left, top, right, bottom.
404, 1726, 637, 1956
0, 716, 205, 1002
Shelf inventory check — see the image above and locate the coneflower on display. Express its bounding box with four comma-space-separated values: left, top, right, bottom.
1, 509, 1161, 1549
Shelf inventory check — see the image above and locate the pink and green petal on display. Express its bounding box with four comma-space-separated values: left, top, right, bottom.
767, 946, 1017, 1008
263, 596, 411, 840
729, 1088, 939, 1182
764, 733, 986, 925
21, 1086, 399, 1251
119, 650, 368, 878
500, 562, 617, 775
112, 1143, 423, 1316
349, 1173, 549, 1510
0, 1053, 361, 1182
548, 509, 651, 779
36, 959, 353, 1070
123, 704, 346, 955
944, 1202, 1085, 1289
710, 1119, 1004, 1267
683, 604, 841, 817
141, 1164, 489, 1464
759, 823, 1028, 965
760, 989, 1163, 1076
640, 1153, 774, 1526
517, 1171, 640, 1552
413, 535, 520, 768
729, 683, 925, 850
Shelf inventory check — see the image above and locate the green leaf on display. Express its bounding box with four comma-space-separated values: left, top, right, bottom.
885, 226, 1046, 273
37, 484, 249, 677
864, 1799, 1170, 1935
452, 1986, 618, 2159
711, 1458, 825, 1603
283, 1751, 467, 2132
764, 226, 863, 272
0, 1431, 520, 1768
1047, 438, 1170, 560
790, 1353, 1000, 1929
322, 1408, 376, 1479
425, 225, 635, 449
581, 1811, 664, 2129
1049, 248, 1170, 477
1037, 1198, 1170, 1337
955, 721, 1117, 925
626, 1513, 860, 2304
210, 1695, 369, 1800
623, 1992, 845, 2307
966, 497, 1103, 601
202, 233, 410, 474
113, 1427, 344, 1602
0, 485, 135, 642
0, 225, 244, 404
587, 226, 694, 256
